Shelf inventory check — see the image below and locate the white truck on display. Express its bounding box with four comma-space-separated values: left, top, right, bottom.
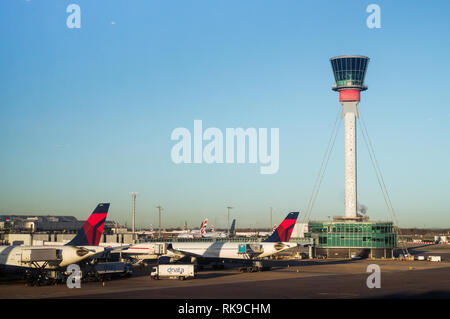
427, 256, 442, 262
150, 264, 195, 280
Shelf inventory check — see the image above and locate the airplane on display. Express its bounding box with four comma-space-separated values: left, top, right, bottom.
202, 219, 236, 239
177, 218, 208, 239
166, 213, 300, 265
0, 203, 110, 280
121, 218, 236, 262
258, 224, 277, 237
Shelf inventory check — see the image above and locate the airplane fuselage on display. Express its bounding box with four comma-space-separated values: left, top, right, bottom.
0, 245, 104, 271
168, 241, 298, 260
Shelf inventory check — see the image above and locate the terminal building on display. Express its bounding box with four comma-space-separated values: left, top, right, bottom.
306, 220, 396, 258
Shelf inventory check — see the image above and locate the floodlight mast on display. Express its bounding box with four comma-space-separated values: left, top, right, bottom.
226, 206, 233, 230
157, 205, 163, 238
130, 192, 138, 242
270, 207, 273, 230
330, 55, 370, 219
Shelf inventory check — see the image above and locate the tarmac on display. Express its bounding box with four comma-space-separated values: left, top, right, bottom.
0, 244, 449, 299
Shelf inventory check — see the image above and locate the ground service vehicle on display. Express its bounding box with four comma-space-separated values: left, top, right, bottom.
150, 264, 195, 280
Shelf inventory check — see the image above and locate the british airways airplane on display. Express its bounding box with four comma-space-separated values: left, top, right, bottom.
177, 218, 208, 239
201, 219, 236, 239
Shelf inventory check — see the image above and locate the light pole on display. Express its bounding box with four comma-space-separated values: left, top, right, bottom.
226, 206, 233, 231
157, 206, 163, 238
270, 207, 273, 231
130, 192, 138, 242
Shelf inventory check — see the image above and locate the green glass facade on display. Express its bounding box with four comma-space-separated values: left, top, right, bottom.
306, 221, 397, 249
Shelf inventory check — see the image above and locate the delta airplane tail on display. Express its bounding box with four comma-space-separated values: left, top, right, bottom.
263, 212, 299, 242
66, 203, 110, 246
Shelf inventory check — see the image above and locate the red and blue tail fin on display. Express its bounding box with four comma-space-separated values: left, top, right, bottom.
263, 212, 299, 242
66, 203, 110, 246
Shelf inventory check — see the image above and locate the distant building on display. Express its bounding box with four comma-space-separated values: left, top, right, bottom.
0, 215, 116, 233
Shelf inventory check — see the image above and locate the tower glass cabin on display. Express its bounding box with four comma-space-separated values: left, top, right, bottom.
330, 55, 369, 91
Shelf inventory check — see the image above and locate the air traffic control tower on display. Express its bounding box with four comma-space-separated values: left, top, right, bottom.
332, 55, 369, 220
305, 56, 397, 259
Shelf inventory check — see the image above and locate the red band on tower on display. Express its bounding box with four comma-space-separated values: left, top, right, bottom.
339, 89, 360, 102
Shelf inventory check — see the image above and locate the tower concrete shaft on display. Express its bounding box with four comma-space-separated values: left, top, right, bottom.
342, 102, 359, 218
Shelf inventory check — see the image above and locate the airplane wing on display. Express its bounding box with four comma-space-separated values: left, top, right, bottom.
295, 241, 313, 246
166, 244, 195, 258
104, 244, 132, 253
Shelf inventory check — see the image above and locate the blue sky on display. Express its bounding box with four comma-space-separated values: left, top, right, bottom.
0, 0, 449, 228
